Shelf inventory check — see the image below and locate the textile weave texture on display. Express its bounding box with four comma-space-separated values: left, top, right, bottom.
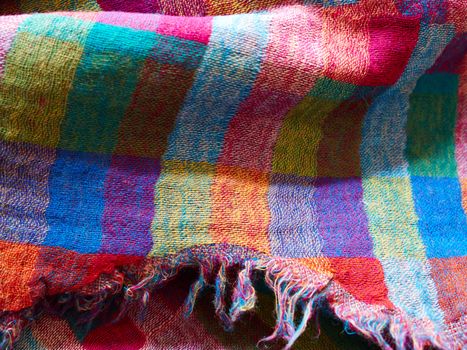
0, 0, 466, 349
13, 270, 385, 350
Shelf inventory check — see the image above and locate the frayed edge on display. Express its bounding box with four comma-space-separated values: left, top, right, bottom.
332, 299, 451, 350
0, 315, 22, 350
0, 244, 463, 350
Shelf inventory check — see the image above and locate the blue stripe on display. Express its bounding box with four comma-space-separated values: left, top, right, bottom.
411, 176, 467, 258
163, 13, 271, 163
44, 150, 111, 253
360, 24, 452, 326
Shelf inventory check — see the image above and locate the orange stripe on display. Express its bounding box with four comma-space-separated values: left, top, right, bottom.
0, 241, 40, 311
209, 165, 271, 254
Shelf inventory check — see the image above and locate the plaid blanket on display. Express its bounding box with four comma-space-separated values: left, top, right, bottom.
0, 0, 466, 349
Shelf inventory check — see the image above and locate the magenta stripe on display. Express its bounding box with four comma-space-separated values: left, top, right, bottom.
455, 52, 466, 213
97, 0, 208, 16
100, 155, 160, 256
219, 90, 301, 171
156, 15, 213, 44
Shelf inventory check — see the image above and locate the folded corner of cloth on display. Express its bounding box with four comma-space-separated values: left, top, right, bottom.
0, 0, 466, 349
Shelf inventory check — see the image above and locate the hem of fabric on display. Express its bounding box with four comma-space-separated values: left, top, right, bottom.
0, 243, 461, 350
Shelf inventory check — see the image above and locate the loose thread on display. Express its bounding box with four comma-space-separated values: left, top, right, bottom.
0, 247, 459, 350
183, 265, 206, 317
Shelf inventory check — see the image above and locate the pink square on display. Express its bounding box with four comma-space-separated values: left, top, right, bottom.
156, 15, 212, 45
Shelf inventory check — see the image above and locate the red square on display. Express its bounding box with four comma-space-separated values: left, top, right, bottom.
33, 246, 143, 296
329, 257, 394, 308
362, 16, 420, 86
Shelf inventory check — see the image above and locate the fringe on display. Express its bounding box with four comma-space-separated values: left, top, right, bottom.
0, 244, 462, 350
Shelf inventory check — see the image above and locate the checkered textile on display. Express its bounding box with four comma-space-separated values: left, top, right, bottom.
0, 0, 466, 349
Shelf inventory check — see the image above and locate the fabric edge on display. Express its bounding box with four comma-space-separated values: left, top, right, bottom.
0, 243, 462, 350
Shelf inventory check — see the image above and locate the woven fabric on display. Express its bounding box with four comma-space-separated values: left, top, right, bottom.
14, 270, 380, 350
0, 0, 466, 349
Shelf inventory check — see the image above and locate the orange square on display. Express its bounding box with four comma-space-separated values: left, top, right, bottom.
298, 257, 333, 277
209, 165, 271, 254
0, 241, 40, 311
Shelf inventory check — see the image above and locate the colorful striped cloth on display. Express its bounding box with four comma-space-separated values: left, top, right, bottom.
0, 0, 466, 349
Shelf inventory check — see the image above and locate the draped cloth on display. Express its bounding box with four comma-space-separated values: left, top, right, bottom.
0, 1, 466, 349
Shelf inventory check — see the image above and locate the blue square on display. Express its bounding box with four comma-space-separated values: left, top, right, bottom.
411, 176, 467, 258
